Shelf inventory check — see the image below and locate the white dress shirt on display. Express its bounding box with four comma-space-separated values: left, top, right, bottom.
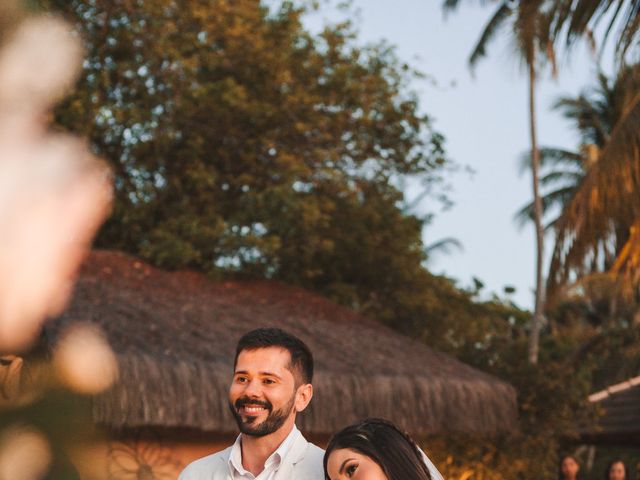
227, 425, 299, 480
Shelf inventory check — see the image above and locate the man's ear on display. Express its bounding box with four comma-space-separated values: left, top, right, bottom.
294, 383, 313, 413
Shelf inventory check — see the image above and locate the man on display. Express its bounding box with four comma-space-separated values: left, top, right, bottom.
179, 328, 324, 480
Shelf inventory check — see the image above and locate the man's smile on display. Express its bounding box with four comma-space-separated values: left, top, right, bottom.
235, 397, 272, 418
240, 404, 268, 415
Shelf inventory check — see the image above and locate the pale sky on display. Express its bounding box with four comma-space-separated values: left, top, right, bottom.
306, 1, 614, 309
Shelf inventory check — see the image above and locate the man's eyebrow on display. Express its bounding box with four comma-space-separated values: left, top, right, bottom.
339, 458, 355, 474
232, 370, 282, 379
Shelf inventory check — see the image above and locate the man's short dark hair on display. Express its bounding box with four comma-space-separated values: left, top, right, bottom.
234, 328, 314, 384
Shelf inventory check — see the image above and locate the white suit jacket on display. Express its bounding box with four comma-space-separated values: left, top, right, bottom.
178, 428, 325, 480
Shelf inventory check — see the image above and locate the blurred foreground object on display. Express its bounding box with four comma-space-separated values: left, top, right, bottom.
0, 4, 115, 479
54, 323, 118, 395
0, 425, 52, 480
0, 11, 112, 352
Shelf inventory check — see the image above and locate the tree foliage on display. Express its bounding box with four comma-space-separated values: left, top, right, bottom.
548, 0, 639, 64
39, 0, 469, 336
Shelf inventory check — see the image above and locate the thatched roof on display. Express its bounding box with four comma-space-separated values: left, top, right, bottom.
52, 250, 517, 436
580, 376, 640, 445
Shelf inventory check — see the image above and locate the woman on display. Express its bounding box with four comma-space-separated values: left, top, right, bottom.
559, 455, 582, 480
604, 459, 627, 480
323, 418, 442, 480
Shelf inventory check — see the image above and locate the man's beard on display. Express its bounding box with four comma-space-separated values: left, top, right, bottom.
229, 395, 295, 437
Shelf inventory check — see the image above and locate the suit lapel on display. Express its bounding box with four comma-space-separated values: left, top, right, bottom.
274, 428, 307, 480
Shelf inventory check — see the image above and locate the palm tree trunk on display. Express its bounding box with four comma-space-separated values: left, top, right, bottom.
528, 60, 545, 365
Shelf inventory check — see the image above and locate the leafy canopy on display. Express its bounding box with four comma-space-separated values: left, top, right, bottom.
40, 0, 483, 337
45, 1, 445, 269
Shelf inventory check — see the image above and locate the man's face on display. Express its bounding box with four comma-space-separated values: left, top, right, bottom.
228, 347, 299, 437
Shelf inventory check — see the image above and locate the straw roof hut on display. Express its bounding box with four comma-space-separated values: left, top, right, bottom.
53, 250, 517, 438
581, 376, 640, 445
48, 250, 519, 478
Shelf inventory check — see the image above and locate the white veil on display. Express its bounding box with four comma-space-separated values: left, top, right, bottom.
419, 447, 445, 480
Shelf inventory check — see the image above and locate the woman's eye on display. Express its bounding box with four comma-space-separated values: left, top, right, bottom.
346, 464, 357, 477
236, 376, 247, 383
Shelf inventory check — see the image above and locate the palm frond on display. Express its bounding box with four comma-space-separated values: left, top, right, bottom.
618, 3, 640, 62
442, 0, 502, 15
611, 219, 640, 291
548, 91, 640, 295
568, 0, 604, 39
599, 1, 626, 57
551, 0, 639, 62
554, 94, 609, 146
517, 147, 583, 175
469, 3, 513, 70
442, 0, 463, 14
549, 0, 575, 40
514, 186, 576, 230
539, 170, 583, 187
426, 237, 464, 257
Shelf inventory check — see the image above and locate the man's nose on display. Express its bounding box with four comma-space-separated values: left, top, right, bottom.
243, 378, 263, 397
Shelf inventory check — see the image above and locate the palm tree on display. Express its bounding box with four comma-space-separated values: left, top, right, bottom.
545, 2, 640, 299
444, 0, 555, 363
516, 69, 627, 231
548, 1, 639, 64
516, 67, 640, 298
546, 64, 640, 298
515, 146, 585, 231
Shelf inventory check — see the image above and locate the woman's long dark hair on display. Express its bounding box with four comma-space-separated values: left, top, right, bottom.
323, 418, 432, 480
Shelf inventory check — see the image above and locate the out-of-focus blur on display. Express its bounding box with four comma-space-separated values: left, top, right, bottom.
0, 4, 115, 480
0, 14, 112, 352
0, 425, 52, 480
54, 324, 118, 395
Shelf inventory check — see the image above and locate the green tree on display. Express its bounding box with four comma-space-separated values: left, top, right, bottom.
444, 0, 555, 364
41, 0, 481, 337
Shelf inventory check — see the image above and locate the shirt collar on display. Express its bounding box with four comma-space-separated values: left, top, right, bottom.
228, 425, 300, 477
